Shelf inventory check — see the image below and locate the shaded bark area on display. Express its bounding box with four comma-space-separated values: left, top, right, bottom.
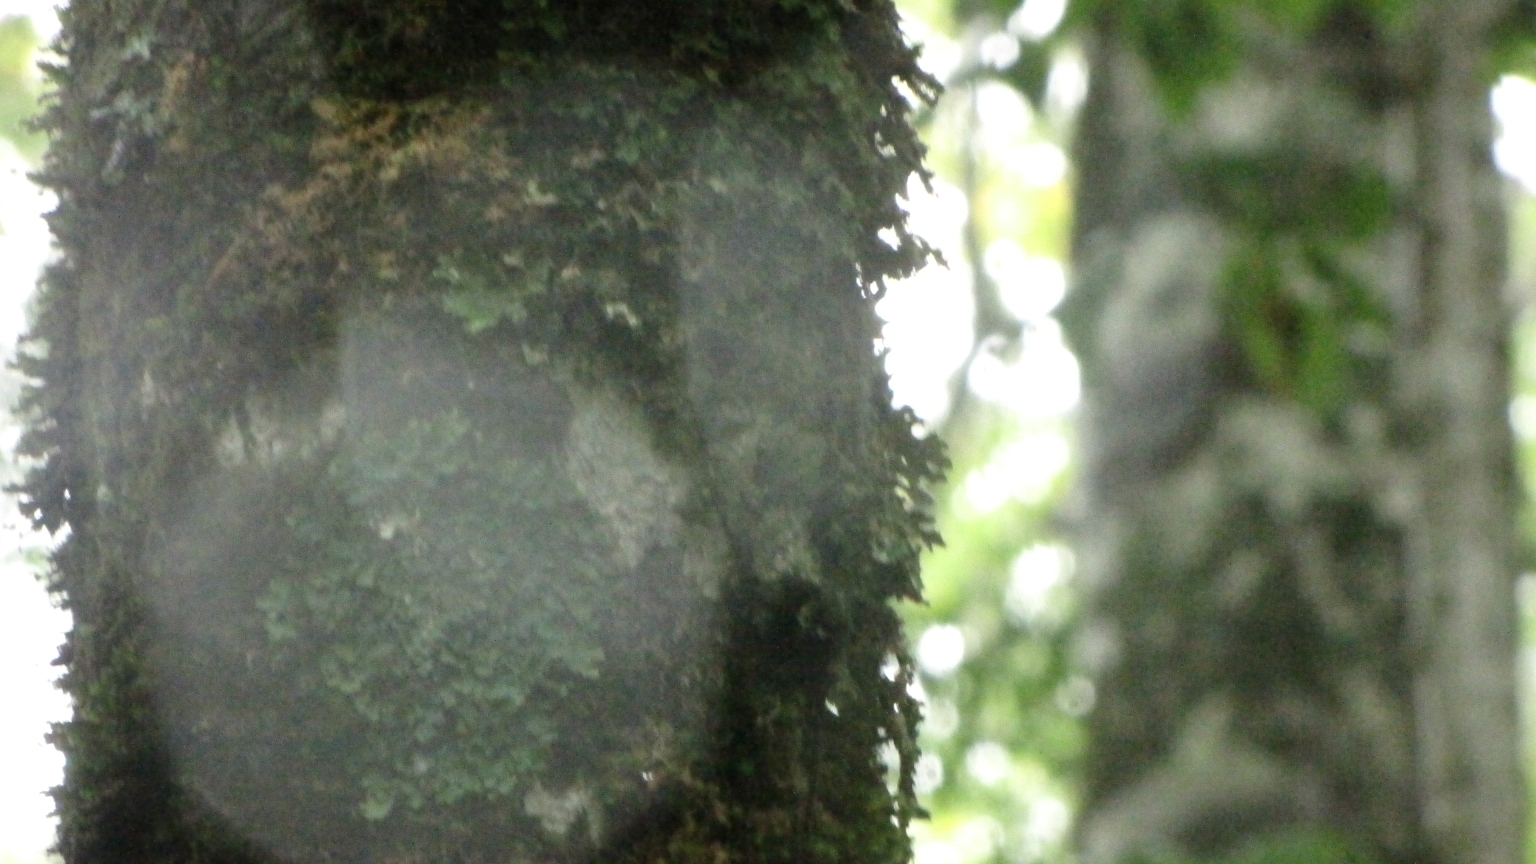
21, 2, 946, 863
1401, 7, 1525, 863
1062, 3, 1523, 864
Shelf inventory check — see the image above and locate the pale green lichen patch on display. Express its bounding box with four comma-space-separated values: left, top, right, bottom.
565, 386, 691, 572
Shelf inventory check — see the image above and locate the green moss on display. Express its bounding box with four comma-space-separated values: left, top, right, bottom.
23, 1, 945, 862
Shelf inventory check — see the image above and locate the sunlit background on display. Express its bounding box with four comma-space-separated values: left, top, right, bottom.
2, 2, 1536, 863
1, 4, 63, 863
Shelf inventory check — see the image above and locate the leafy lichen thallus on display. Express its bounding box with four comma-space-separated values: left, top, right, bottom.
140, 62, 902, 863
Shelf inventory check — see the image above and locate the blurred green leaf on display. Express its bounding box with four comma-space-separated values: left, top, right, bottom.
1183, 152, 1395, 240
1002, 39, 1055, 108
1225, 830, 1378, 864
0, 15, 44, 162
1126, 0, 1240, 115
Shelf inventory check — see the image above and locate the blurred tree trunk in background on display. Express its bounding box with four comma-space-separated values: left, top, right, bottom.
20, 2, 948, 863
1063, 2, 1525, 864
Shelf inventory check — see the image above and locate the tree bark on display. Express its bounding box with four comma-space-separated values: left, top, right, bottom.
21, 2, 946, 863
1063, 3, 1524, 864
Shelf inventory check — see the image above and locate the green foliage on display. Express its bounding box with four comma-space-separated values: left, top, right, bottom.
1218, 236, 1388, 415
1183, 149, 1393, 418
900, 2, 1417, 862
998, 39, 1056, 108
1184, 152, 1395, 241
1063, 0, 1425, 112
900, 406, 1082, 854
886, 5, 1083, 853
1123, 0, 1240, 114
0, 15, 44, 161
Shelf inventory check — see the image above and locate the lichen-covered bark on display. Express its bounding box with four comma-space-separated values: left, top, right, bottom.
21, 2, 946, 863
1062, 3, 1523, 864
1400, 6, 1525, 863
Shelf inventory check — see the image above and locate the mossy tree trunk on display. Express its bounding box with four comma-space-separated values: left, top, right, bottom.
21, 2, 947, 863
1063, 2, 1523, 864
